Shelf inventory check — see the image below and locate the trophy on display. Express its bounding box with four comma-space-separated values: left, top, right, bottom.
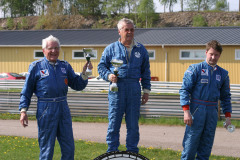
223, 121, 235, 133
83, 48, 92, 76
110, 59, 123, 92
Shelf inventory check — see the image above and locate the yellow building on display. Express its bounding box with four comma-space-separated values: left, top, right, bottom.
0, 27, 240, 83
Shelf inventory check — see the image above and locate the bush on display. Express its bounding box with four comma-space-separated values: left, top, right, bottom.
192, 14, 208, 27
6, 18, 14, 30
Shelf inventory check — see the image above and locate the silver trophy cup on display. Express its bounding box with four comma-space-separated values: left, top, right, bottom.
83, 48, 92, 76
110, 59, 123, 92
223, 121, 235, 133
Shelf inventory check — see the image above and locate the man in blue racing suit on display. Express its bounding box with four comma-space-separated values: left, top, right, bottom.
98, 18, 151, 153
19, 35, 92, 160
179, 40, 232, 160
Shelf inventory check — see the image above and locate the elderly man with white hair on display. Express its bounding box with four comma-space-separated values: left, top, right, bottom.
19, 35, 92, 160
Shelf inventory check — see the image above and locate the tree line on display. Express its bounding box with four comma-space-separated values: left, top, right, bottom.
0, 0, 230, 29
0, 0, 230, 18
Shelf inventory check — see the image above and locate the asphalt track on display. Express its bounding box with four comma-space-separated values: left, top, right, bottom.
0, 120, 239, 158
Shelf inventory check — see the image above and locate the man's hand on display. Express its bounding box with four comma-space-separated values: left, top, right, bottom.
20, 112, 28, 127
141, 93, 149, 105
109, 74, 117, 83
184, 110, 193, 127
82, 61, 93, 74
224, 117, 231, 128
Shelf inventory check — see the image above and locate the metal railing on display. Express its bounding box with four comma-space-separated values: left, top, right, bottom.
1, 80, 240, 95
0, 80, 240, 119
0, 92, 240, 120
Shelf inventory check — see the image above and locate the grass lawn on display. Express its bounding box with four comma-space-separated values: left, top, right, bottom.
1, 112, 240, 128
0, 135, 239, 160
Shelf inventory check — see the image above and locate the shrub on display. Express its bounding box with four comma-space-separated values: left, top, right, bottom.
6, 18, 14, 30
192, 14, 208, 27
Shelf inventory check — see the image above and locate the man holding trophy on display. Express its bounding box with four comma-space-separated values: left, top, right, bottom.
98, 18, 151, 153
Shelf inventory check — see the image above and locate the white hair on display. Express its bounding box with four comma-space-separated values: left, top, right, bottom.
42, 35, 60, 49
117, 18, 134, 30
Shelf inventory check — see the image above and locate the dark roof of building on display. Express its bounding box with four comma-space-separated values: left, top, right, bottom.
0, 26, 240, 46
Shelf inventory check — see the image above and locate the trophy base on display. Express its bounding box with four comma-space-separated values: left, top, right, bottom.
227, 125, 235, 133
223, 122, 235, 133
110, 83, 118, 92
85, 70, 92, 76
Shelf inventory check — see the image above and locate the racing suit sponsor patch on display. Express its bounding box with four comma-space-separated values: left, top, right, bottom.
135, 52, 141, 58
40, 69, 49, 77
64, 78, 68, 85
61, 68, 66, 73
201, 79, 208, 83
216, 75, 221, 81
201, 69, 208, 76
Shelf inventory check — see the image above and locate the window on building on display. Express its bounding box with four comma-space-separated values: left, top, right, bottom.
180, 50, 206, 60
72, 50, 97, 59
235, 50, 240, 60
148, 50, 155, 60
34, 50, 44, 59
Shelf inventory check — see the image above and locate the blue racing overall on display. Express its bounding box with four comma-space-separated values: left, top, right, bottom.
98, 41, 151, 153
179, 61, 231, 160
19, 57, 88, 160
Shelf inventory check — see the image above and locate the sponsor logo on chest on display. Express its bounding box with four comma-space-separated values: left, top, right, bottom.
61, 68, 66, 73
216, 75, 221, 81
135, 52, 141, 58
40, 69, 49, 77
201, 69, 208, 76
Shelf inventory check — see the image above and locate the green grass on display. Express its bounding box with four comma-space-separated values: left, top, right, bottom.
0, 89, 22, 92
0, 135, 239, 160
1, 113, 239, 128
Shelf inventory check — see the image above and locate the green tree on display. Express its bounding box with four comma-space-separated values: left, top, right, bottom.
0, 0, 8, 18
0, 0, 38, 17
104, 0, 126, 17
214, 0, 228, 11
36, 0, 69, 29
138, 0, 157, 28
125, 0, 139, 14
159, 0, 177, 12
187, 0, 216, 11
180, 0, 184, 12
68, 0, 102, 16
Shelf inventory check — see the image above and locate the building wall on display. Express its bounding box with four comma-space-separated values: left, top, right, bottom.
0, 46, 104, 77
146, 46, 165, 81
61, 46, 105, 76
219, 46, 240, 84
0, 47, 37, 73
0, 45, 240, 84
166, 46, 205, 82
161, 45, 240, 84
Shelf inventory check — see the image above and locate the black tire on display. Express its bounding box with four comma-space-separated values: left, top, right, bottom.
93, 151, 149, 160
